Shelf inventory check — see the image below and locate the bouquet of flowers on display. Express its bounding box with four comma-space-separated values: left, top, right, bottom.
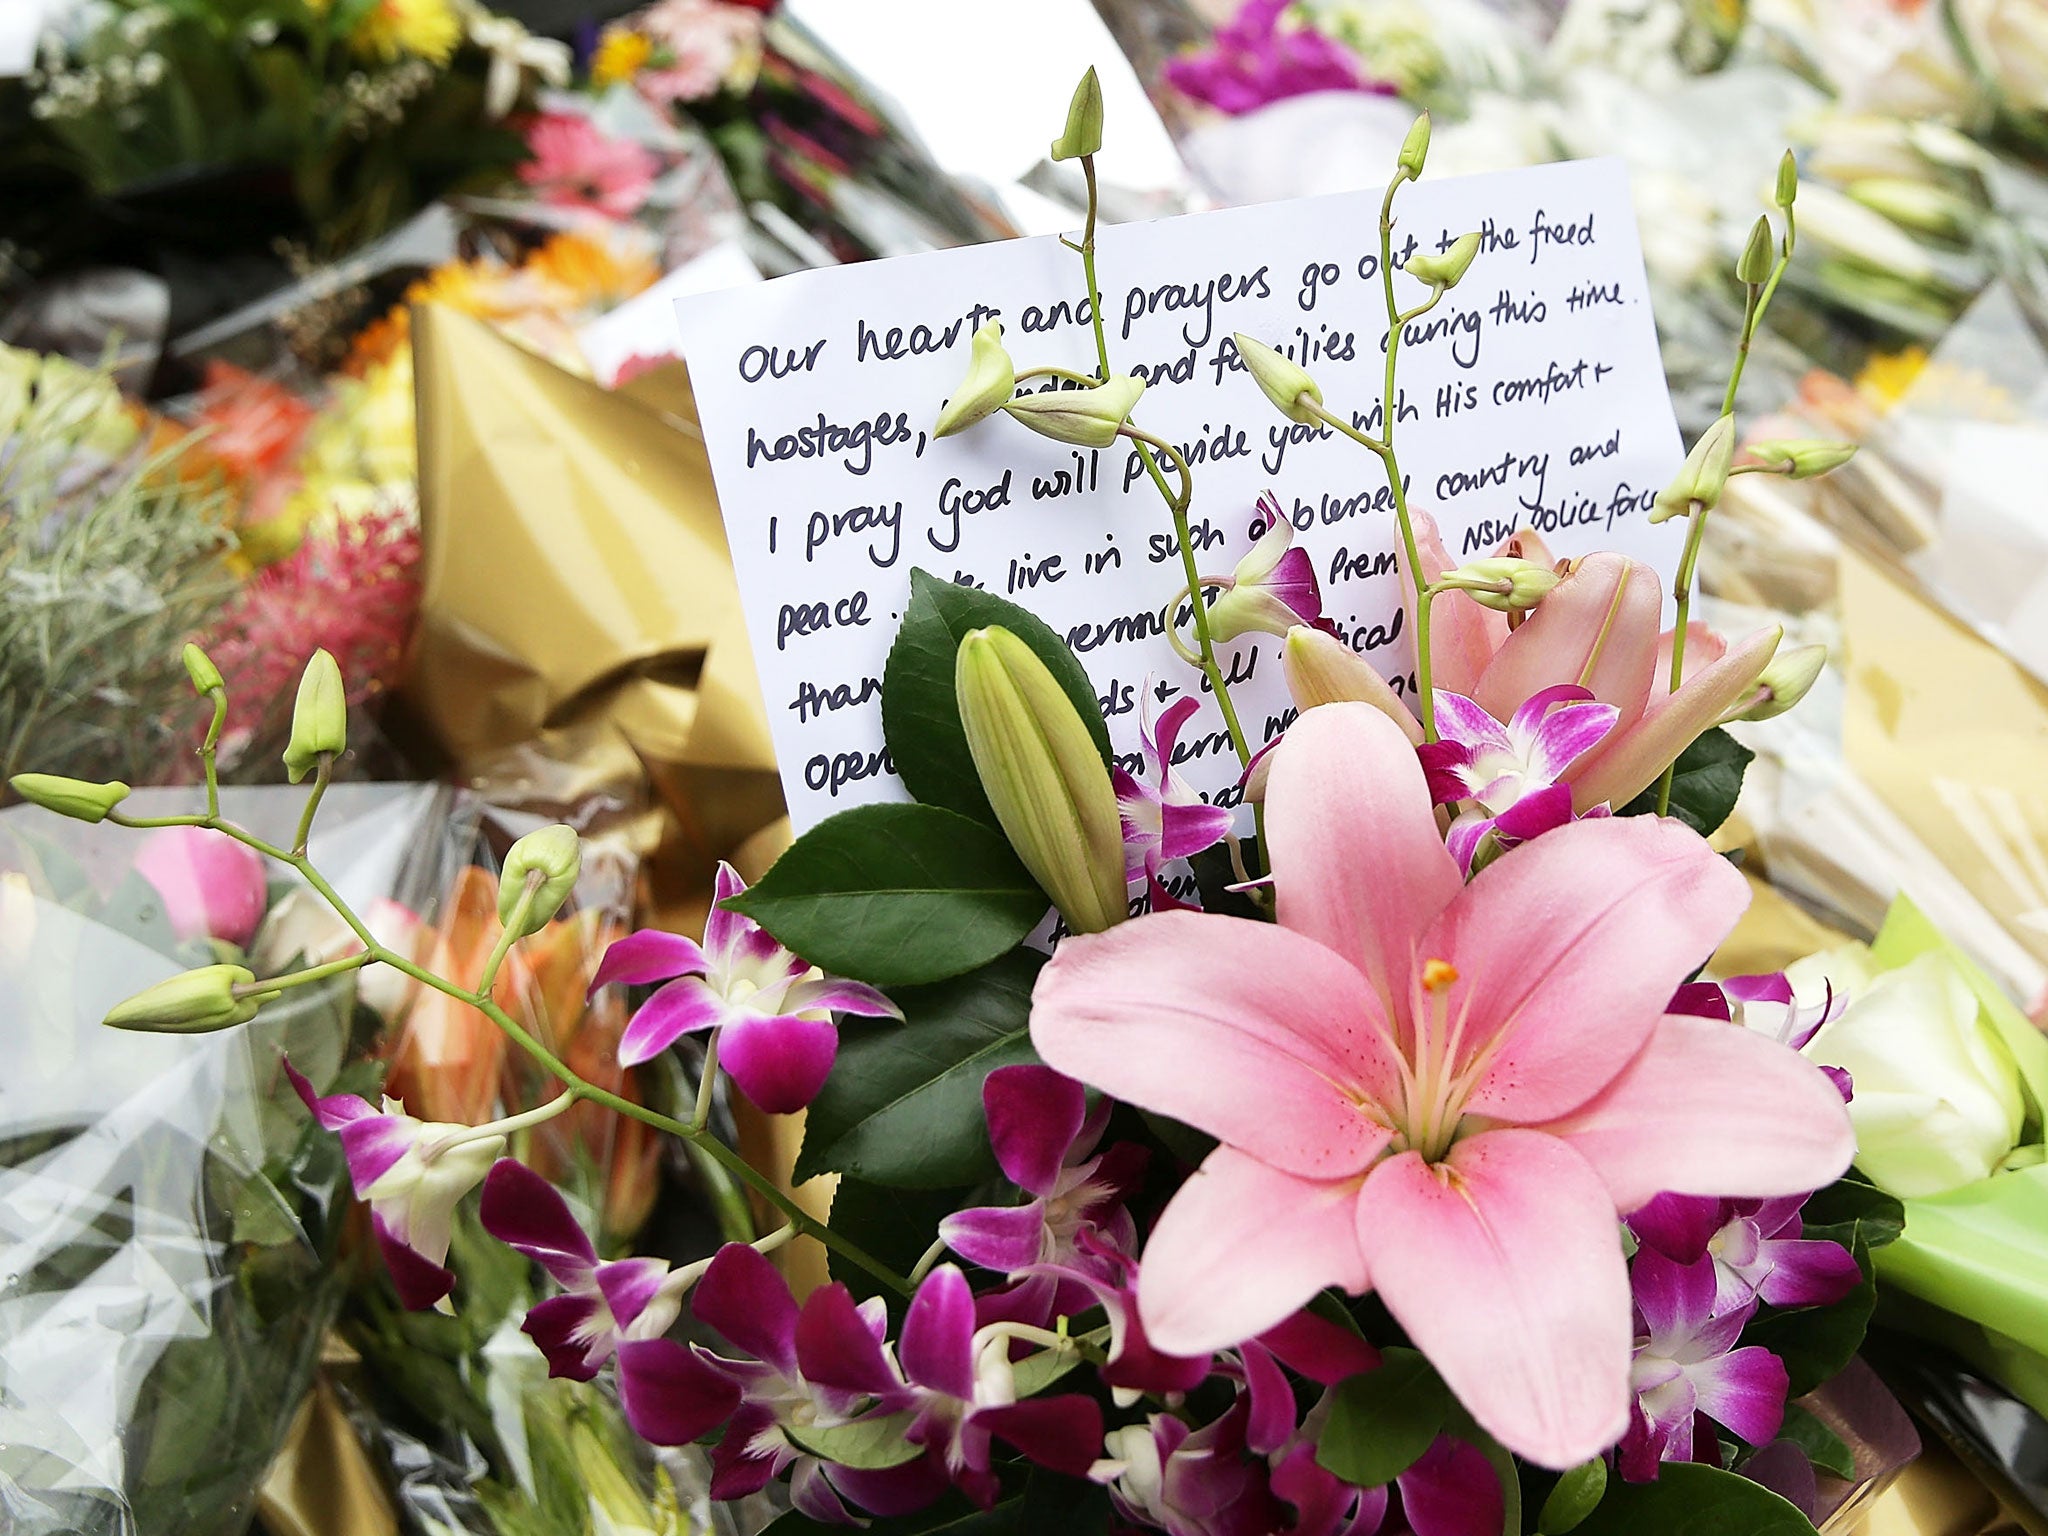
12, 82, 1940, 1536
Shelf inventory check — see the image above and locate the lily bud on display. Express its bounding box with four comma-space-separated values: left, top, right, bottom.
1776, 149, 1798, 209
1733, 642, 1826, 722
500, 824, 583, 937
1736, 215, 1775, 284
1002, 375, 1145, 448
1282, 627, 1423, 743
955, 626, 1126, 935
1397, 112, 1431, 180
1742, 437, 1859, 479
9, 772, 130, 823
1439, 556, 1561, 613
282, 648, 347, 783
104, 963, 264, 1033
182, 642, 224, 696
1406, 231, 1481, 289
934, 321, 1016, 439
1652, 414, 1736, 523
1232, 333, 1322, 426
1050, 66, 1104, 161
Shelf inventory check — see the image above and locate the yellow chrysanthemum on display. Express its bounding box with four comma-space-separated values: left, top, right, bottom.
351, 0, 462, 65
591, 28, 653, 87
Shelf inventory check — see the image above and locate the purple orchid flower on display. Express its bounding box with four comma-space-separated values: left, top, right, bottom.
886, 1265, 1107, 1508
590, 861, 901, 1113
1618, 1248, 1789, 1482
479, 1158, 694, 1380
1094, 1396, 1277, 1536
647, 1241, 944, 1523
1115, 698, 1236, 910
1628, 1192, 1862, 1315
1206, 496, 1336, 643
1417, 685, 1621, 871
1163, 0, 1376, 116
284, 1060, 501, 1310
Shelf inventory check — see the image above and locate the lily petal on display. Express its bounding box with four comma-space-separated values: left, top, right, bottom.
1538, 1015, 1856, 1211
1032, 912, 1401, 1177
1139, 1146, 1374, 1356
1432, 815, 1751, 1122
1411, 510, 1510, 699
1475, 553, 1661, 725
1355, 1130, 1631, 1470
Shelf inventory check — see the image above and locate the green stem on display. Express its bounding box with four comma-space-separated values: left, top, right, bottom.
292, 756, 331, 857
1013, 364, 1103, 388
1079, 155, 1111, 380
436, 1089, 576, 1152
249, 952, 372, 994
691, 1027, 722, 1133
475, 875, 538, 996
1372, 180, 1439, 743
201, 691, 226, 821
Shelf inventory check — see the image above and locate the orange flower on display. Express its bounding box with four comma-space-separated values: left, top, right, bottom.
383, 866, 512, 1126
522, 228, 659, 311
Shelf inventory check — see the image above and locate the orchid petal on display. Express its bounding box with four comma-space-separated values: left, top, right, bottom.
985, 1063, 1088, 1194
978, 1397, 1106, 1477
1432, 815, 1750, 1122
336, 1116, 416, 1196
616, 1338, 741, 1445
1538, 1015, 1856, 1211
373, 1212, 459, 1311
1434, 691, 1513, 754
590, 929, 708, 992
1235, 512, 1294, 584
1266, 703, 1461, 1020
1630, 1249, 1723, 1348
1355, 1130, 1631, 1470
1475, 553, 1661, 724
1399, 1436, 1505, 1536
1152, 696, 1203, 778
789, 1460, 859, 1525
707, 1403, 782, 1499
781, 976, 902, 1019
1753, 1237, 1862, 1309
1690, 1346, 1789, 1446
1522, 701, 1622, 783
1444, 813, 1493, 872
479, 1157, 599, 1282
1240, 1341, 1296, 1455
1258, 1309, 1380, 1384
705, 861, 788, 973
1490, 781, 1574, 845
521, 1292, 607, 1380
1159, 800, 1235, 863
283, 1059, 380, 1131
1032, 911, 1401, 1177
1139, 1145, 1373, 1356
596, 1256, 673, 1334
1569, 625, 1780, 812
940, 1200, 1051, 1274
692, 1241, 799, 1376
719, 1013, 840, 1114
1668, 982, 1732, 1020
900, 1265, 977, 1400
619, 975, 730, 1066
1626, 1192, 1725, 1264
796, 1282, 906, 1399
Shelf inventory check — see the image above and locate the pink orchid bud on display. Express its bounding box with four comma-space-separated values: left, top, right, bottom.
134, 826, 269, 948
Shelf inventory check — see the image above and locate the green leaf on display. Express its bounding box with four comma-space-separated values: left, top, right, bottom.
883, 568, 1112, 824
729, 803, 1047, 987
1316, 1347, 1450, 1487
826, 1179, 968, 1306
1801, 1177, 1905, 1252
797, 950, 1044, 1188
1774, 1403, 1856, 1480
1747, 1234, 1877, 1397
1620, 727, 1752, 836
1010, 1326, 1112, 1398
1537, 1457, 1607, 1534
1567, 1461, 1818, 1535
783, 1411, 927, 1470
765, 1491, 1029, 1535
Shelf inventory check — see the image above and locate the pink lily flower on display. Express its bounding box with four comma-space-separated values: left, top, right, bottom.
478, 1158, 692, 1380
1029, 703, 1854, 1467
938, 1065, 1145, 1324
1670, 974, 1852, 1099
1418, 685, 1620, 871
1618, 1249, 1789, 1481
1628, 1192, 1861, 1315
590, 862, 900, 1113
1410, 513, 1781, 811
1206, 496, 1336, 643
1116, 697, 1236, 909
284, 1061, 503, 1310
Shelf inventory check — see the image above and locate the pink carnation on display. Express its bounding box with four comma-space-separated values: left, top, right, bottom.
519, 111, 659, 221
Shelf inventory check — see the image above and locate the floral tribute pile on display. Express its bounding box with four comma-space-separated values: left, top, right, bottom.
13, 76, 1914, 1536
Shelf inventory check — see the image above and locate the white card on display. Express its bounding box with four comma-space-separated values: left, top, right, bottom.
675, 158, 1685, 835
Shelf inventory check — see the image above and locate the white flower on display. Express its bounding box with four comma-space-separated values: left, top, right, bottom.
1803, 949, 2026, 1198
1954, 0, 2048, 113
463, 4, 571, 118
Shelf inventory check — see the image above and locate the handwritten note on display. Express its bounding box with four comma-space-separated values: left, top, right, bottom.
675, 159, 1685, 838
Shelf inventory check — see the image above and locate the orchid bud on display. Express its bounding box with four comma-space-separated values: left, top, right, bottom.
1736, 216, 1775, 284
104, 963, 264, 1033
1775, 149, 1798, 209
1406, 231, 1481, 289
10, 772, 130, 823
1002, 375, 1145, 448
1733, 642, 1826, 722
182, 642, 224, 696
1050, 66, 1103, 161
1652, 414, 1736, 523
1232, 333, 1323, 426
955, 626, 1126, 935
500, 824, 583, 937
934, 321, 1016, 439
1397, 112, 1431, 180
282, 648, 346, 783
1742, 437, 1859, 479
1806, 951, 2024, 1198
1439, 557, 1560, 613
